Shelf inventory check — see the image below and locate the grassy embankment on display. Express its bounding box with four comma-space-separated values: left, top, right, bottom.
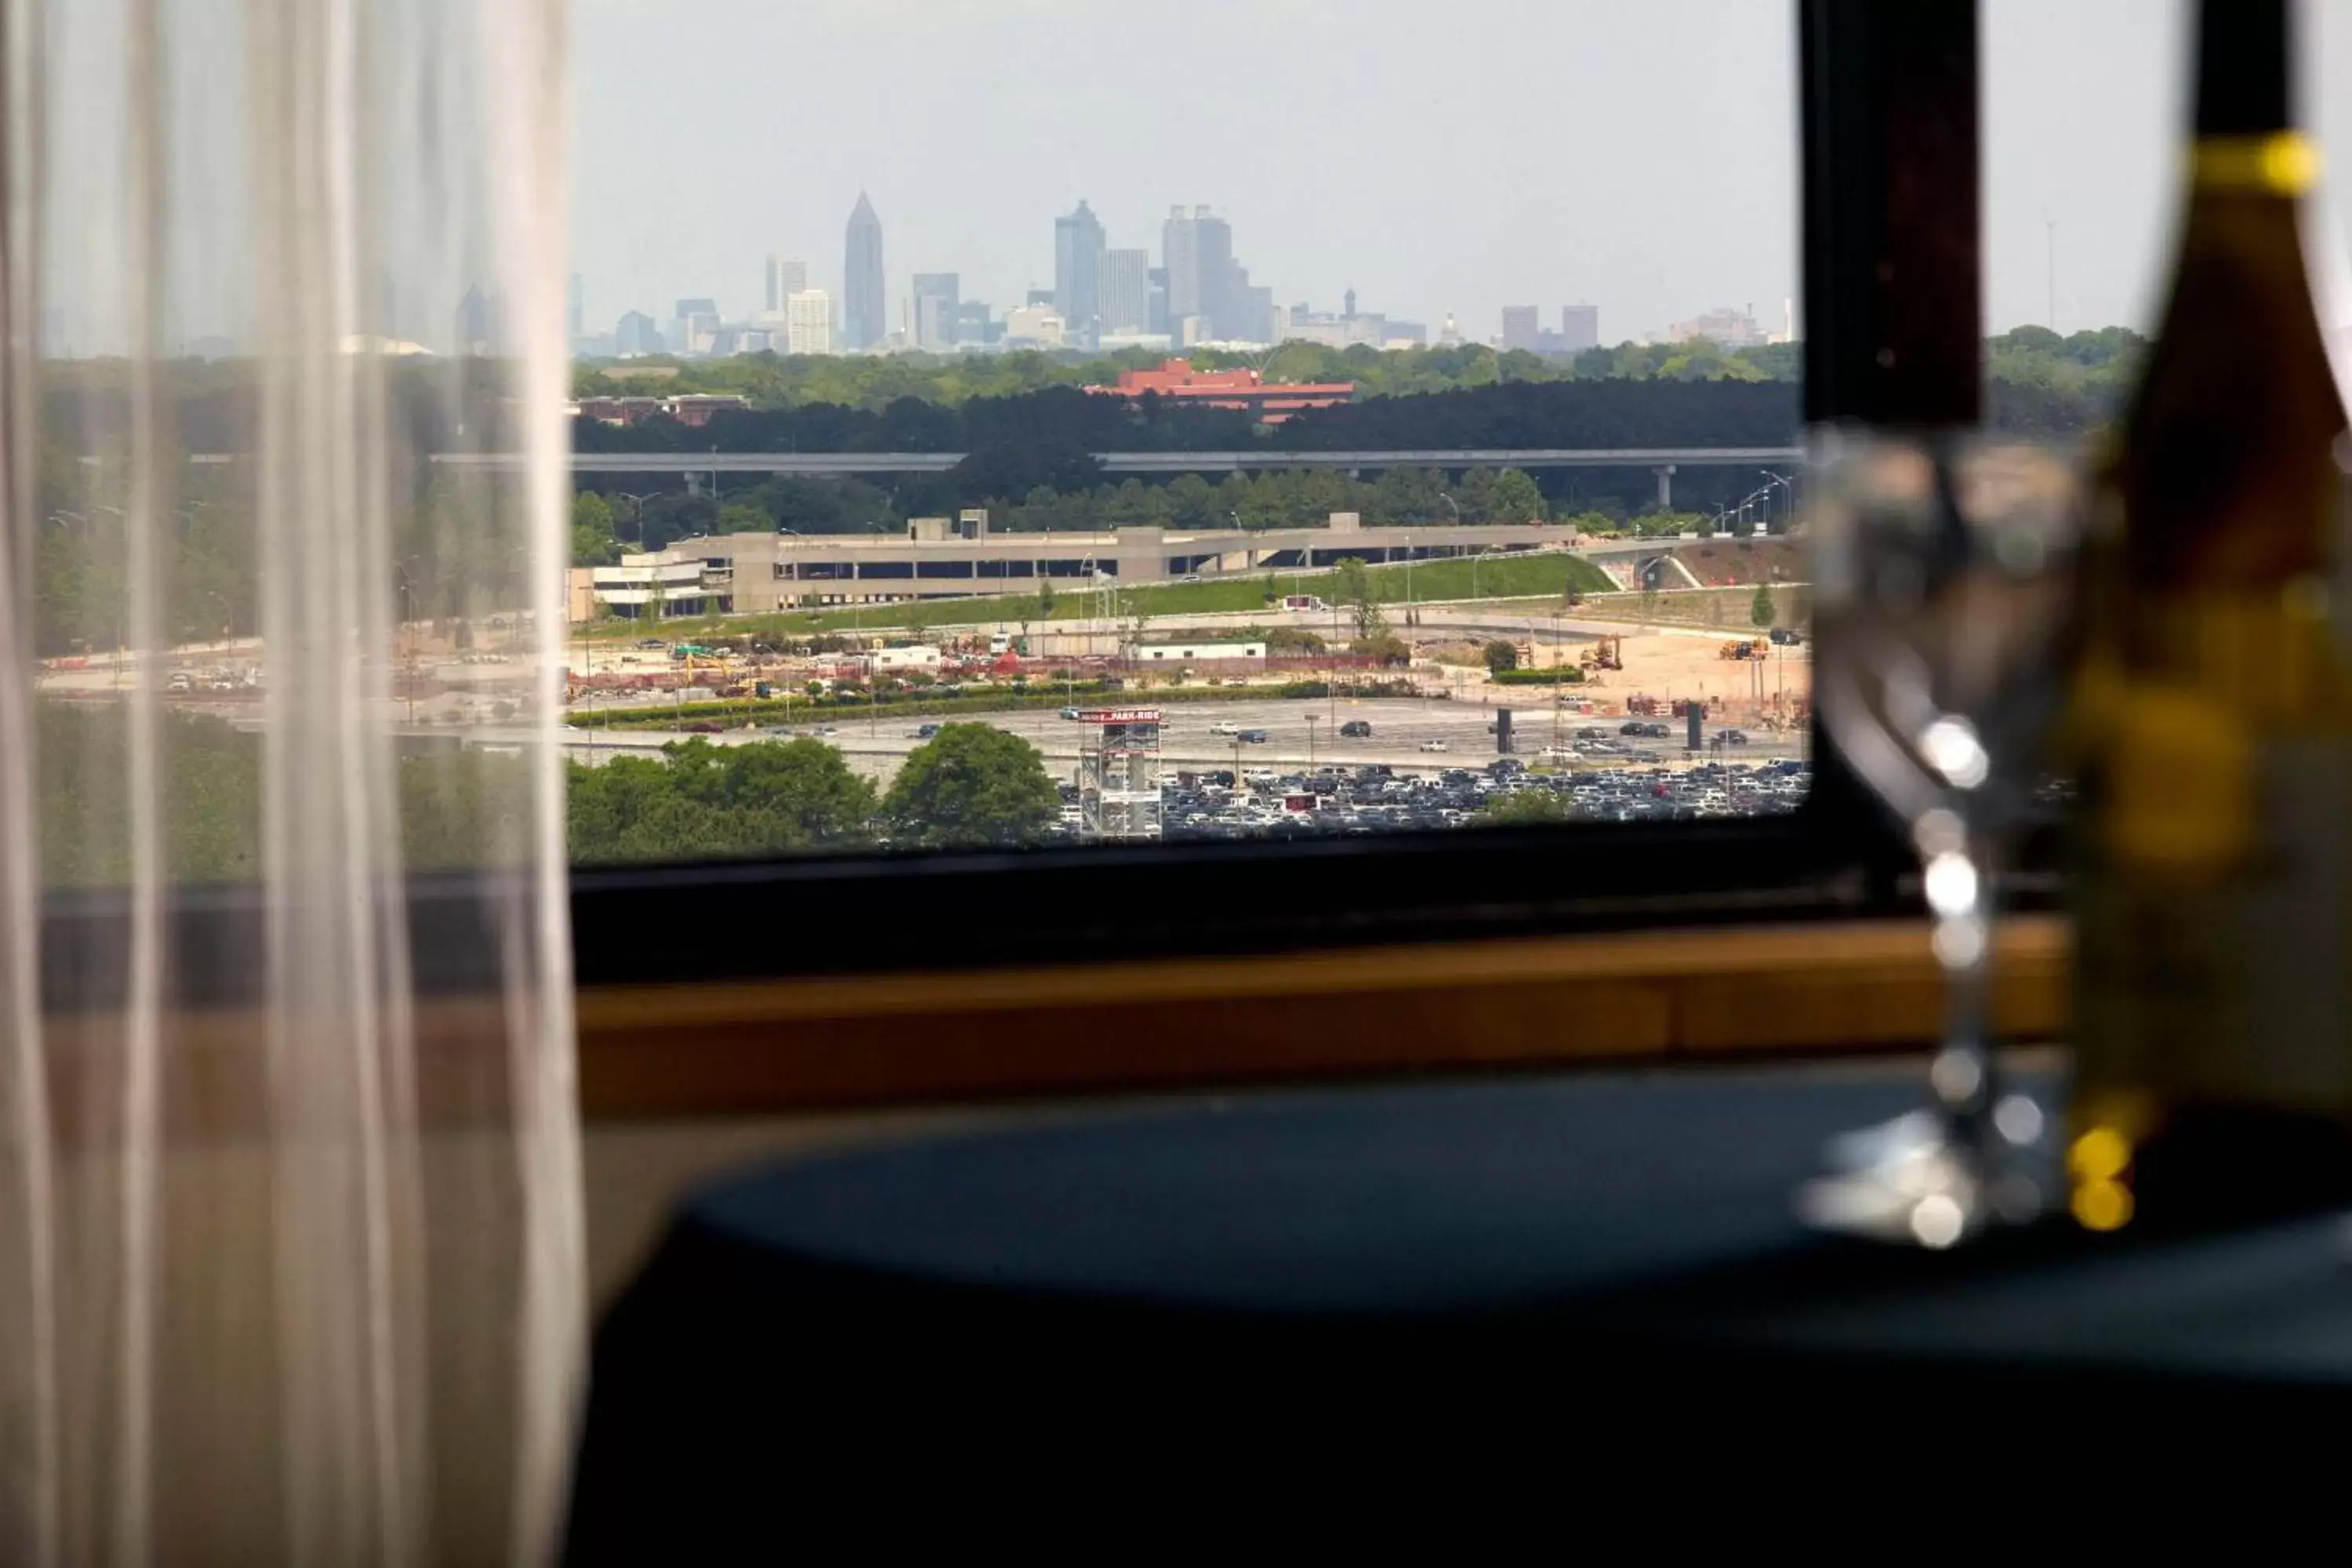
1570, 585, 1809, 631
578, 554, 1619, 644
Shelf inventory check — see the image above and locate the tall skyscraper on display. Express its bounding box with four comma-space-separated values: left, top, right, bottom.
1161, 206, 1201, 332
765, 255, 808, 314
1559, 304, 1599, 353
844, 193, 885, 350
1501, 305, 1541, 354
912, 273, 960, 351
1102, 249, 1149, 335
1054, 199, 1107, 347
786, 289, 834, 355
1196, 210, 1234, 337
1160, 205, 1244, 339
615, 310, 662, 356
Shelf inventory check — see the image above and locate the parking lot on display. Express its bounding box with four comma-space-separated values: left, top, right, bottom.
1117, 757, 1813, 844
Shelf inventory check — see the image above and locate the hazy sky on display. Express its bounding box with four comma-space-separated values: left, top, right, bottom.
572, 0, 2352, 344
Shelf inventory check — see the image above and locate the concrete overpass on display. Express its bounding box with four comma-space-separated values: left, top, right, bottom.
434, 445, 1801, 505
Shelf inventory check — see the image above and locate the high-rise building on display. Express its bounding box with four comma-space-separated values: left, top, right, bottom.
1666, 305, 1765, 347
1161, 206, 1201, 330
668, 297, 720, 357
1054, 199, 1107, 347
1161, 205, 1243, 340
1559, 304, 1599, 353
1197, 212, 1236, 336
615, 310, 663, 357
765, 255, 808, 314
1243, 285, 1276, 347
912, 273, 960, 351
1501, 306, 1541, 354
956, 299, 996, 346
843, 192, 885, 350
1003, 304, 1065, 347
786, 289, 834, 355
1102, 249, 1149, 336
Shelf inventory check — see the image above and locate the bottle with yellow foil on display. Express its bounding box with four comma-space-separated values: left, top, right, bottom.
2069, 0, 2352, 1230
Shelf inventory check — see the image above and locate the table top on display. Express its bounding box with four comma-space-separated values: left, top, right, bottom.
567, 1061, 2352, 1559
679, 1062, 2352, 1383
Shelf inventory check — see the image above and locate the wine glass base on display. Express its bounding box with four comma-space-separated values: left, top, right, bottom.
1796, 1107, 2052, 1247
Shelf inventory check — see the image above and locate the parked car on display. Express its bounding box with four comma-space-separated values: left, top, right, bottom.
1769, 627, 1804, 646
1339, 720, 1372, 739
1418, 739, 1450, 753
1239, 729, 1270, 743
1620, 721, 1647, 735
635, 638, 666, 649
1210, 720, 1241, 736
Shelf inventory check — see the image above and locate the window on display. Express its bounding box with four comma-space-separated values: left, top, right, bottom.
558, 0, 1819, 870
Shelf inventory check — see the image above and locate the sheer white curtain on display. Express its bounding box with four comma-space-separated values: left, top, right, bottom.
0, 0, 583, 1563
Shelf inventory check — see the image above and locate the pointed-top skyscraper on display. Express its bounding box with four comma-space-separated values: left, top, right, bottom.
844, 192, 885, 351
1054, 199, 1107, 349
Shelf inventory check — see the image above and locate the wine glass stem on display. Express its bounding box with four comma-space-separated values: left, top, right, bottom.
1929, 841, 1999, 1151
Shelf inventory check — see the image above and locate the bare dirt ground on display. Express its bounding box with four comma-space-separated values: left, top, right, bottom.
1499, 627, 1812, 732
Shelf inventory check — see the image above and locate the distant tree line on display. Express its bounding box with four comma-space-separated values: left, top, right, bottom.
571, 328, 2143, 561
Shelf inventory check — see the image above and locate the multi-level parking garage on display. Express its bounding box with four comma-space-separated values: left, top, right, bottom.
666, 511, 1592, 612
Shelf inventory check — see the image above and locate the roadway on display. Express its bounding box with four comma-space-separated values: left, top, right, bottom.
428, 446, 1804, 477
530, 693, 1805, 787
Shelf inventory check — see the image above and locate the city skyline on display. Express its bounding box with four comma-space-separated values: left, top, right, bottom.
567, 186, 1745, 361
571, 0, 2352, 352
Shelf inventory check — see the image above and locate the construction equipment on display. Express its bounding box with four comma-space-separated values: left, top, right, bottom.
1717, 638, 1767, 661
1581, 635, 1623, 672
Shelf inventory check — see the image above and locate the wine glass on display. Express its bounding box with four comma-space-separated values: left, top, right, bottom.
1798, 429, 2084, 1247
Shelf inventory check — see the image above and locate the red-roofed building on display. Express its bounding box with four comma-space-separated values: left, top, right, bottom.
1086, 359, 1353, 425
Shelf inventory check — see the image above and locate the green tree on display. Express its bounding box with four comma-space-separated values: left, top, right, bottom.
1476, 790, 1574, 826
882, 724, 1059, 849
1036, 575, 1058, 616
1751, 583, 1777, 629
567, 738, 877, 865
1483, 639, 1519, 673
571, 491, 621, 566
1490, 468, 1545, 523
1332, 555, 1385, 641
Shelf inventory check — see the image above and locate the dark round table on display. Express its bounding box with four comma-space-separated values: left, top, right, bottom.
564, 1065, 2352, 1556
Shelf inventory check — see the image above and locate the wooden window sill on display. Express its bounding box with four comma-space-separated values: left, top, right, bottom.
577, 916, 2067, 1120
